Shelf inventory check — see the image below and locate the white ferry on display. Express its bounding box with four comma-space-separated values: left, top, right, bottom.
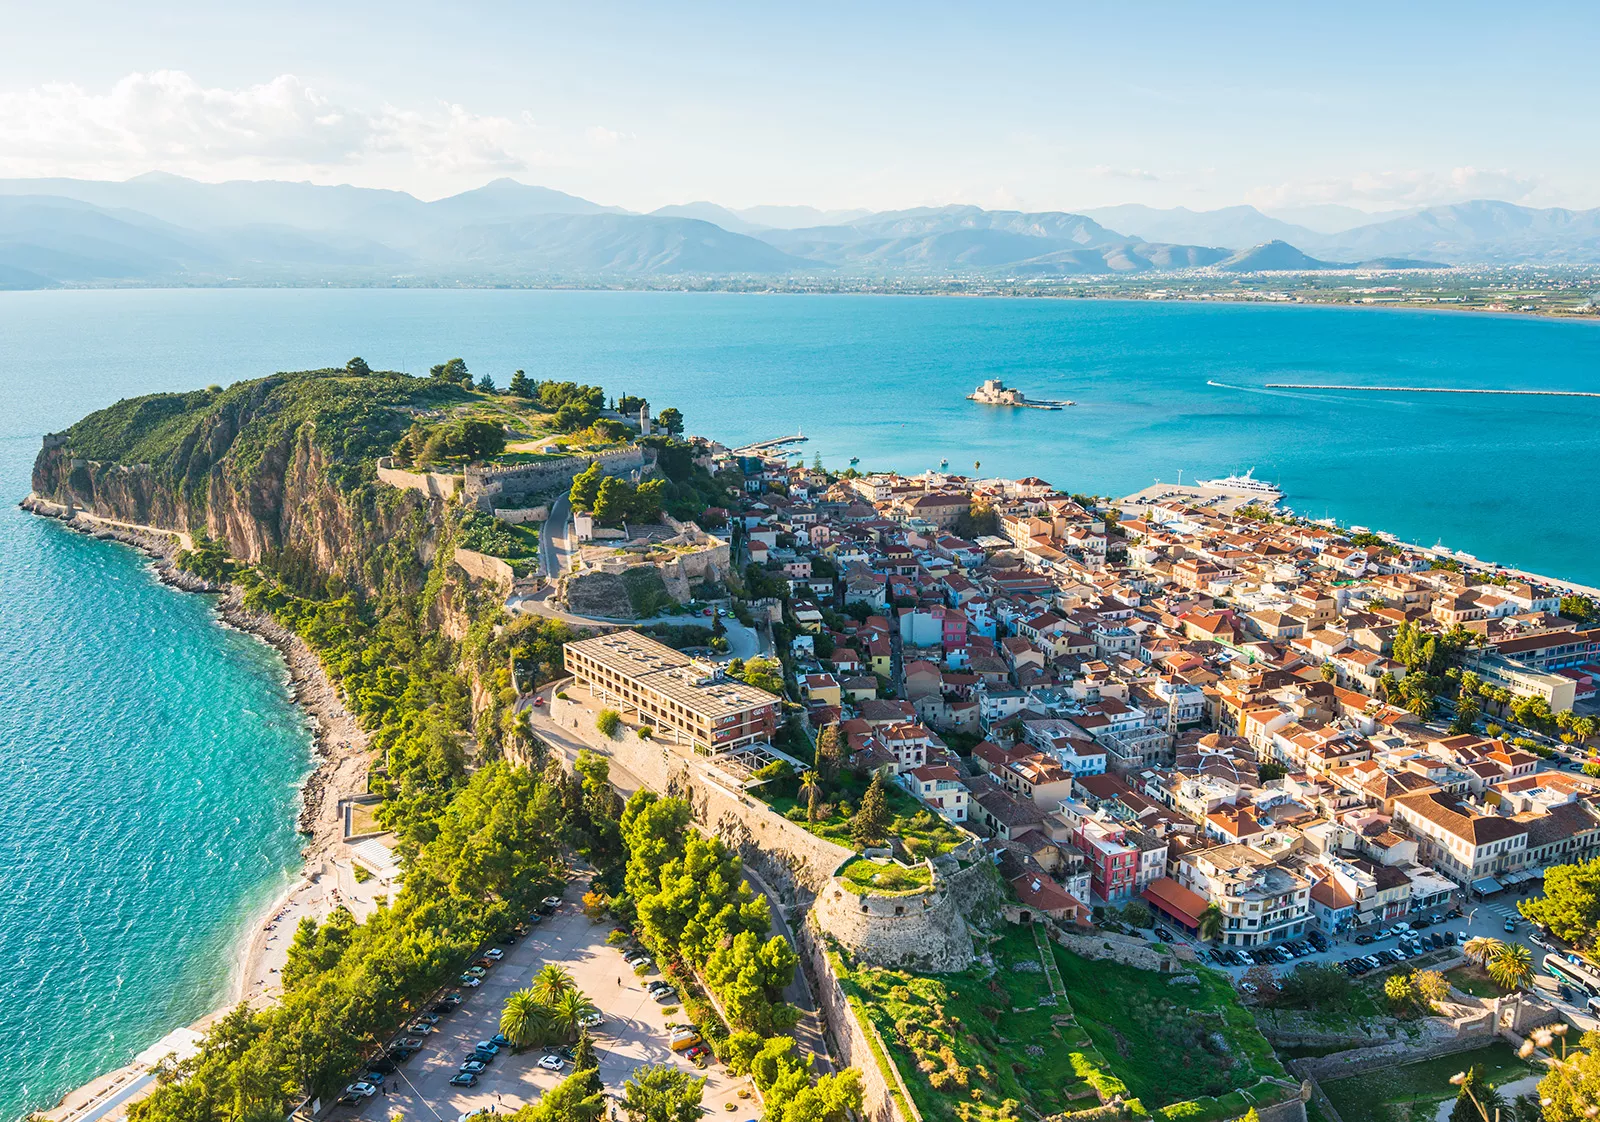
1195, 468, 1282, 496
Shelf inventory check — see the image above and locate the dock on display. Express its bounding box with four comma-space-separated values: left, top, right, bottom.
1263, 383, 1600, 399
733, 433, 808, 456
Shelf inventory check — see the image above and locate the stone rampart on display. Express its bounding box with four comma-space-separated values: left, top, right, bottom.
454, 548, 515, 593
465, 446, 646, 510
375, 457, 461, 500
493, 505, 548, 524
1045, 927, 1182, 973
813, 875, 975, 973
796, 916, 912, 1122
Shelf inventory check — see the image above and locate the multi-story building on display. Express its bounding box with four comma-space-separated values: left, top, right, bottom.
1072, 814, 1141, 903
563, 631, 779, 753
1177, 844, 1311, 947
1391, 791, 1529, 888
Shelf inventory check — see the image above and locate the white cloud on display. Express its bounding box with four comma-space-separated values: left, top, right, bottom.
585, 125, 625, 148
1089, 165, 1161, 182
0, 70, 529, 179
1247, 166, 1541, 209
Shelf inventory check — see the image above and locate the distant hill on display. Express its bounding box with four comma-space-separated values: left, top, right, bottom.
650, 202, 766, 234
5, 172, 1600, 285
1315, 200, 1600, 263
1216, 240, 1337, 272
1083, 204, 1319, 251
432, 214, 803, 274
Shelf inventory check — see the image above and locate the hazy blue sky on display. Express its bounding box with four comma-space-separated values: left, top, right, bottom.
2, 0, 1595, 213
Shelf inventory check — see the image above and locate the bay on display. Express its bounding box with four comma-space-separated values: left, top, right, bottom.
1, 287, 1598, 1118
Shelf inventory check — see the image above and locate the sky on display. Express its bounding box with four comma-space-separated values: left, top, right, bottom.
1, 0, 1596, 215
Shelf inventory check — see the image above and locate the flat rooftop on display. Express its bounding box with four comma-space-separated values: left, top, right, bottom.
566, 631, 779, 716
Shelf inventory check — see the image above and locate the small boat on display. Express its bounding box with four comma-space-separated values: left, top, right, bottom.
849, 456, 859, 465
939, 458, 948, 468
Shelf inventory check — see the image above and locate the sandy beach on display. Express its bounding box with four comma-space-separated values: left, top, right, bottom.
22, 498, 382, 1119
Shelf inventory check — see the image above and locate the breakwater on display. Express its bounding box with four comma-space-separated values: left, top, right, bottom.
1262, 382, 1600, 398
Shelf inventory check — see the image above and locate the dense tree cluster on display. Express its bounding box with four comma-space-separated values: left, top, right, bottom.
568, 463, 664, 525
393, 416, 506, 467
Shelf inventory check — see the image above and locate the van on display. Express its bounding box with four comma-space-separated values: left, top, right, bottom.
1587, 996, 1600, 1019
670, 1029, 702, 1052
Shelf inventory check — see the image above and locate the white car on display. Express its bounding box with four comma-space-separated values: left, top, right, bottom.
460, 976, 482, 988
538, 1054, 564, 1071
485, 948, 505, 961
344, 1083, 378, 1099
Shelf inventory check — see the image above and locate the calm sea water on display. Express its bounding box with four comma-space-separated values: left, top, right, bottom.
1, 288, 1598, 1116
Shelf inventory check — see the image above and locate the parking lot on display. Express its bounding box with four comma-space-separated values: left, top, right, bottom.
341, 874, 755, 1122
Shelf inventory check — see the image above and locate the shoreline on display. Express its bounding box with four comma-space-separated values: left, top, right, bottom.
19, 496, 374, 1121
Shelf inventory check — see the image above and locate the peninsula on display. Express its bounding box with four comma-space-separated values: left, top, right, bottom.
24, 358, 1600, 1122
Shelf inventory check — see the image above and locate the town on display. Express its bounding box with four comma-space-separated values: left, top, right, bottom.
493, 417, 1600, 1122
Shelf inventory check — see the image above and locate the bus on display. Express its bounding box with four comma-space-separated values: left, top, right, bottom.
1544, 954, 1600, 997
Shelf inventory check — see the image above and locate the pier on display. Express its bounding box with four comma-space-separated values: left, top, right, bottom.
732, 433, 808, 456
1262, 383, 1600, 399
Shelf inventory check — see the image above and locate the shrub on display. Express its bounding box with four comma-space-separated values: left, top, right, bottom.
597, 709, 622, 738
637, 726, 654, 740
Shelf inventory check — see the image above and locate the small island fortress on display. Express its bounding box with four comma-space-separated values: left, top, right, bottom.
967, 377, 1072, 409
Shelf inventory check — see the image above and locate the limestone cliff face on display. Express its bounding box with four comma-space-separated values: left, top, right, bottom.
31, 403, 433, 589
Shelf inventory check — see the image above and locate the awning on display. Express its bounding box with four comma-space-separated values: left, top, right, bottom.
1472, 876, 1504, 895
1143, 876, 1208, 930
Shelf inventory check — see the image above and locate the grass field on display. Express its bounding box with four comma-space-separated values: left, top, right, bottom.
1320, 1042, 1537, 1122
764, 777, 965, 857
1053, 947, 1287, 1106
833, 925, 1290, 1122
1444, 964, 1507, 999
838, 856, 933, 895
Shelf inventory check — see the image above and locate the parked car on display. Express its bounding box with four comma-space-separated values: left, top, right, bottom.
343, 1083, 378, 1100
1505, 918, 1518, 933
653, 987, 680, 1003
646, 980, 673, 994
542, 895, 563, 912
449, 1073, 479, 1088
475, 1041, 501, 1057
1307, 932, 1330, 951
580, 1012, 604, 1029
491, 1034, 511, 1049
538, 1055, 564, 1072
485, 948, 505, 961
499, 931, 519, 945
1430, 932, 1447, 950
1236, 950, 1255, 966
1353, 933, 1376, 945
465, 966, 488, 979
407, 1021, 434, 1034
461, 1060, 488, 1075
626, 954, 653, 969
473, 1047, 497, 1063
460, 976, 482, 988
368, 1058, 397, 1075
526, 914, 543, 927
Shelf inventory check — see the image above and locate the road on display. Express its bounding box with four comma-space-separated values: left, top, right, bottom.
344, 876, 753, 1122
540, 493, 571, 579
525, 686, 832, 1071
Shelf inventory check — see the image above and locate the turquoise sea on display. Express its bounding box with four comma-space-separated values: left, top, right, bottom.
2, 288, 1599, 1117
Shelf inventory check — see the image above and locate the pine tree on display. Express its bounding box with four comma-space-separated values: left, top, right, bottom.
509, 369, 533, 398
851, 771, 890, 845
815, 722, 842, 782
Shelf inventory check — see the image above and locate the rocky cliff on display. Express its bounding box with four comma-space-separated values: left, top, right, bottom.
29, 368, 455, 591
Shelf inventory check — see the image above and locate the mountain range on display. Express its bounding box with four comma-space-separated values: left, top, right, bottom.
0, 172, 1595, 288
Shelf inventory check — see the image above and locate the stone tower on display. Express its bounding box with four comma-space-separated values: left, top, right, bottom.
639, 404, 652, 435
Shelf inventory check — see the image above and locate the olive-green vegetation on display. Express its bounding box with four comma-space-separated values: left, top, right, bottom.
761, 767, 965, 859
57, 364, 469, 501
393, 415, 507, 467
457, 511, 539, 575
616, 792, 857, 1121
837, 857, 932, 896
568, 463, 665, 525
174, 531, 238, 582
1521, 857, 1600, 944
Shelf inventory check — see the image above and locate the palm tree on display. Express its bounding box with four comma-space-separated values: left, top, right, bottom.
1462, 936, 1504, 967
973, 460, 981, 473
532, 962, 575, 1005
1487, 942, 1534, 991
500, 988, 551, 1050
1198, 903, 1225, 943
799, 770, 821, 823
549, 986, 599, 1041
